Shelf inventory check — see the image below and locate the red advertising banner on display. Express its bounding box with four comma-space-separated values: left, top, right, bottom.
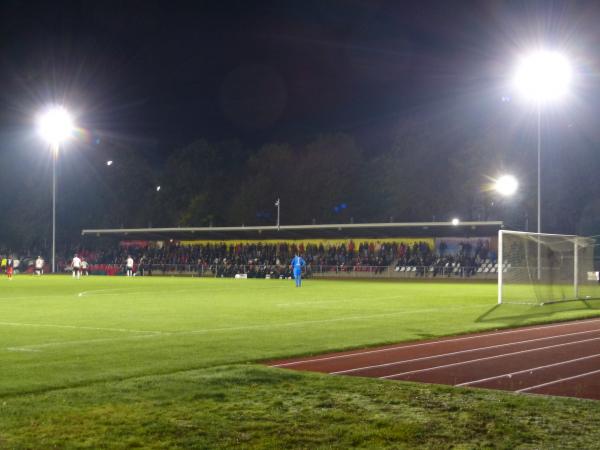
119, 240, 150, 249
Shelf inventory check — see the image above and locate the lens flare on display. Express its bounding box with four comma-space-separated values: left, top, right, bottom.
37, 106, 74, 144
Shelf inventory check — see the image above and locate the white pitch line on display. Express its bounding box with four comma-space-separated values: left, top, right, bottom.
456, 353, 600, 387
0, 294, 66, 301
379, 335, 600, 380
517, 368, 600, 393
272, 317, 600, 368
2, 309, 448, 352
0, 321, 162, 334
331, 327, 600, 375
77, 287, 140, 297
6, 333, 163, 352
277, 299, 358, 307
185, 305, 486, 335
6, 347, 41, 353
1, 305, 483, 352
2, 306, 478, 351
77, 284, 289, 298
276, 294, 412, 307
77, 289, 163, 298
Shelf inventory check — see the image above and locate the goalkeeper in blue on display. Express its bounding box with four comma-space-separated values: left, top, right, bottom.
290, 254, 306, 287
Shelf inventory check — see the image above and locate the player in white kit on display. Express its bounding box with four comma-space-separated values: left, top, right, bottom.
34, 256, 44, 276
72, 254, 82, 279
126, 255, 134, 277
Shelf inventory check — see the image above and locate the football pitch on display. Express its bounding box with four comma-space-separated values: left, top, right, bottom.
2, 276, 600, 448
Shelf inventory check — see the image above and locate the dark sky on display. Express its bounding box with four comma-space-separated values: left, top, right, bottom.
1, 0, 600, 155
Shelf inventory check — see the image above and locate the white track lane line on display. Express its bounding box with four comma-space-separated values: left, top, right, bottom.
379, 335, 600, 379
517, 368, 600, 393
456, 353, 600, 387
272, 317, 600, 368
331, 327, 600, 375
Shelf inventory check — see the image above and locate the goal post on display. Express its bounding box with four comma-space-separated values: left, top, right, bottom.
498, 229, 598, 305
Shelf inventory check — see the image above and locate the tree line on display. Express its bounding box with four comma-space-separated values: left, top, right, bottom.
1, 115, 599, 250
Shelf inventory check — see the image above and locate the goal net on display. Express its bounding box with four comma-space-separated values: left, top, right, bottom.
498, 230, 599, 305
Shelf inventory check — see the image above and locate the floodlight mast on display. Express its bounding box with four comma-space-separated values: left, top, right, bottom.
37, 106, 74, 273
275, 198, 281, 230
52, 143, 57, 274
513, 50, 572, 279
536, 105, 542, 279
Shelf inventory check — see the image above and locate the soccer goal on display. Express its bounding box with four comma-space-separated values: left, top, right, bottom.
498, 229, 599, 305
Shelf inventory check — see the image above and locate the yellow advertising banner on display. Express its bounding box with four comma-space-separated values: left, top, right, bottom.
178, 238, 435, 248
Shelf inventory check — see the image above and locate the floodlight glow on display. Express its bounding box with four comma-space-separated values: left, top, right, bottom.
494, 175, 518, 196
106, 160, 113, 166
156, 185, 161, 192
514, 51, 572, 104
451, 218, 460, 226
37, 107, 74, 145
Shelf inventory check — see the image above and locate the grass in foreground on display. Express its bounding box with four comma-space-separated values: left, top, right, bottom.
3, 364, 600, 449
1, 276, 600, 448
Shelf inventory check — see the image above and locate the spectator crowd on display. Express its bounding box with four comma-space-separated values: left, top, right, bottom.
0, 239, 496, 278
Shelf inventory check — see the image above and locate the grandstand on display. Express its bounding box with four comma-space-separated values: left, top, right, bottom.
81, 221, 503, 279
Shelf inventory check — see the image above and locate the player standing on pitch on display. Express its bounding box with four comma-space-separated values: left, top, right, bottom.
34, 256, 44, 276
126, 255, 134, 277
6, 255, 14, 280
81, 258, 89, 276
290, 253, 306, 287
72, 254, 82, 279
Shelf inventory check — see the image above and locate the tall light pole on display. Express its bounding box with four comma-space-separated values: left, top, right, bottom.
275, 198, 281, 230
513, 50, 572, 278
37, 106, 74, 273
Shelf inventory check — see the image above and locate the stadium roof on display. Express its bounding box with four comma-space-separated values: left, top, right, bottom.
81, 221, 504, 241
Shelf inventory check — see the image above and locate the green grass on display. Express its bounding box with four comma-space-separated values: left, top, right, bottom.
1, 276, 600, 448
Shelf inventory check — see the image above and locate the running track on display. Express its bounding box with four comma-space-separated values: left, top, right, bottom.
268, 318, 600, 400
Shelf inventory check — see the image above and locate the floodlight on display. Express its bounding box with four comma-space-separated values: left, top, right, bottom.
106, 160, 113, 166
156, 185, 161, 192
37, 106, 74, 145
451, 218, 460, 226
514, 51, 572, 104
37, 105, 76, 274
511, 50, 573, 280
494, 175, 518, 197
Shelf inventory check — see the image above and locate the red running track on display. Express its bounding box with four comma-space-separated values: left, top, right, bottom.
268, 317, 600, 400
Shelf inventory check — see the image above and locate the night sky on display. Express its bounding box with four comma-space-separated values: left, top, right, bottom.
2, 1, 598, 152
1, 0, 600, 240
